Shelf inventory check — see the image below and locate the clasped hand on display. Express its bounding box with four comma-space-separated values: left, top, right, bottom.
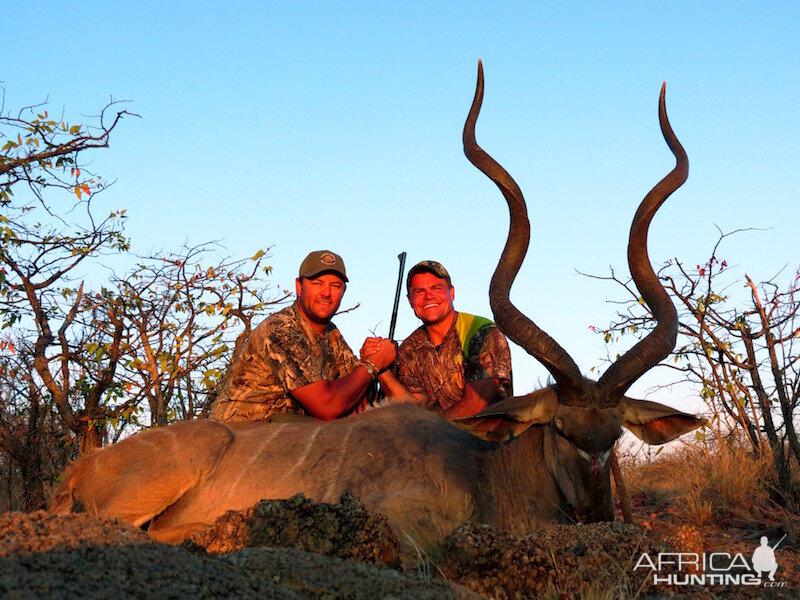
359, 337, 396, 372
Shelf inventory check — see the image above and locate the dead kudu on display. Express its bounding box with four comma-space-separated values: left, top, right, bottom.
50, 64, 704, 544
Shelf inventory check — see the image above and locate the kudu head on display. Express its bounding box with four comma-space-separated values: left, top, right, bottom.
457, 61, 705, 522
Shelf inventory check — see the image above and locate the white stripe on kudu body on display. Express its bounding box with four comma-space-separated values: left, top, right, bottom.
222, 423, 287, 507
278, 427, 321, 484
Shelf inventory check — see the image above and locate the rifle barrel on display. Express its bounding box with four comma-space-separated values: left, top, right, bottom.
388, 252, 407, 342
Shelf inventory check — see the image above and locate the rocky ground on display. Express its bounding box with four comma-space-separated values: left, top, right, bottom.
0, 506, 477, 599
185, 492, 400, 566
439, 521, 666, 598
1, 494, 797, 599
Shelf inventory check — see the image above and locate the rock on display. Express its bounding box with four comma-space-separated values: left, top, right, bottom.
0, 511, 152, 557
0, 510, 478, 599
223, 547, 481, 599
185, 492, 401, 567
0, 544, 294, 600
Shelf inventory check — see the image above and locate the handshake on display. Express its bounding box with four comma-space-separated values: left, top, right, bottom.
359, 336, 397, 374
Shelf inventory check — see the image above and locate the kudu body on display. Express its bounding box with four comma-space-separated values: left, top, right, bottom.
50, 63, 704, 543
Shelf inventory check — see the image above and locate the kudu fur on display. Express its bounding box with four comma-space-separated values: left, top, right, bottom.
50, 63, 704, 543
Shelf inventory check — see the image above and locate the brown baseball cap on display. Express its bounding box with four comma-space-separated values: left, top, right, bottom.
406, 260, 451, 291
298, 250, 348, 282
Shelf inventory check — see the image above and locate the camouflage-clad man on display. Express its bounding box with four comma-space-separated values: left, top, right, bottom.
379, 260, 512, 418
210, 250, 395, 422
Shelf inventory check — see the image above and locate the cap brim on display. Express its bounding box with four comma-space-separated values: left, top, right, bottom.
302, 268, 348, 282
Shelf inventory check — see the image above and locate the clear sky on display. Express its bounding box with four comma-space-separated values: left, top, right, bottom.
4, 1, 798, 405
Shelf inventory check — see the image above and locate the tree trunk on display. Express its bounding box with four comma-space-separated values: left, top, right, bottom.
79, 421, 104, 454
741, 334, 792, 498
610, 450, 633, 524
20, 458, 46, 511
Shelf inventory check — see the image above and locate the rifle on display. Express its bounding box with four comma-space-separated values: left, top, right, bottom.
388, 252, 407, 342
366, 252, 406, 405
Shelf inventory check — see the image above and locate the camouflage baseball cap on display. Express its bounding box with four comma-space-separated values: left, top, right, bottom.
299, 250, 348, 282
406, 260, 451, 290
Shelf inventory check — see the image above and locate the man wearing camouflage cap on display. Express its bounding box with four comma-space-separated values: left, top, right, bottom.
210, 250, 395, 422
378, 260, 512, 418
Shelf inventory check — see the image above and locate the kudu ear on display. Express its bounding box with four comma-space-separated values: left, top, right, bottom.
454, 387, 558, 443
618, 396, 707, 445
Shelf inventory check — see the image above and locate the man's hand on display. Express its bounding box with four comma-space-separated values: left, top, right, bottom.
360, 337, 396, 372
360, 337, 383, 360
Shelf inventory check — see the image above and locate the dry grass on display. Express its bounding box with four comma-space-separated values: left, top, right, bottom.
620, 435, 799, 535
388, 480, 474, 574
538, 582, 620, 600
537, 539, 656, 600
539, 577, 659, 600
612, 436, 800, 593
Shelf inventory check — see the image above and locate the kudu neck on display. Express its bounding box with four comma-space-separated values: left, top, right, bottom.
474, 425, 558, 531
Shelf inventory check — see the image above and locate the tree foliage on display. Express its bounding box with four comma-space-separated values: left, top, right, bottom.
112, 245, 286, 428
1, 90, 285, 510
592, 230, 800, 500
0, 84, 132, 206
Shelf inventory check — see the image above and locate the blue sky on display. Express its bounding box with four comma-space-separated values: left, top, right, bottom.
4, 2, 798, 403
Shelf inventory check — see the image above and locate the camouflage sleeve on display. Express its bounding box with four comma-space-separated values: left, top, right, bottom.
466, 325, 513, 399
330, 329, 361, 379
262, 325, 318, 393
396, 340, 423, 395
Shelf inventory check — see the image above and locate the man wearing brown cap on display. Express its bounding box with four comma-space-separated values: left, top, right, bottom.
378, 260, 512, 418
210, 250, 395, 422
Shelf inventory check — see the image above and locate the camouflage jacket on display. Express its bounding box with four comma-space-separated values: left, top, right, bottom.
210, 302, 360, 422
396, 312, 513, 414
